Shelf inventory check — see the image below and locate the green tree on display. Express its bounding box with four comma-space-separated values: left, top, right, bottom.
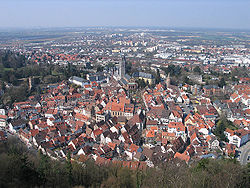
66, 152, 73, 185
91, 106, 95, 117
37, 150, 50, 185
218, 77, 226, 88
97, 65, 104, 72
0, 81, 5, 91
155, 69, 161, 84
125, 62, 132, 75
193, 66, 201, 74
214, 117, 237, 141
136, 79, 146, 89
162, 64, 181, 76
214, 119, 227, 141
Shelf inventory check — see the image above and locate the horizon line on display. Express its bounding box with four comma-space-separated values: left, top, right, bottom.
0, 25, 250, 32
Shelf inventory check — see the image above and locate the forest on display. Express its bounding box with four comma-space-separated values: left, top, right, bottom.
0, 51, 82, 85
0, 137, 249, 188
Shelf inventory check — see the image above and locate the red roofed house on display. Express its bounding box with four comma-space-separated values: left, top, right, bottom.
167, 122, 186, 138
0, 114, 7, 127
174, 152, 190, 163
225, 143, 236, 157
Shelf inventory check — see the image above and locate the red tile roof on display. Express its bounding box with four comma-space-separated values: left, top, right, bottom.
174, 152, 190, 163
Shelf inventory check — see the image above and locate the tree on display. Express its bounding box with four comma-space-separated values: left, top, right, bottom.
0, 81, 5, 91
218, 77, 226, 88
37, 150, 50, 185
183, 76, 193, 85
136, 79, 146, 89
136, 170, 145, 188
162, 65, 181, 77
66, 152, 73, 185
34, 85, 41, 95
91, 106, 95, 117
184, 67, 189, 72
193, 66, 201, 74
213, 117, 237, 141
125, 62, 132, 75
97, 65, 104, 72
214, 119, 227, 141
155, 69, 161, 84
117, 168, 135, 188
0, 137, 41, 187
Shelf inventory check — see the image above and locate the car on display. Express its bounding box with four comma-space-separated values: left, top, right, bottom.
247, 156, 250, 161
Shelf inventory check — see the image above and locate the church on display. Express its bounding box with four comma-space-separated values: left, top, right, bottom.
114, 56, 132, 87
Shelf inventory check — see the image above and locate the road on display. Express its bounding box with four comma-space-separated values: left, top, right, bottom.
238, 141, 250, 165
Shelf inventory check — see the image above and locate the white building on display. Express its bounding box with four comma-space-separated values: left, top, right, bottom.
69, 76, 90, 87
224, 129, 249, 148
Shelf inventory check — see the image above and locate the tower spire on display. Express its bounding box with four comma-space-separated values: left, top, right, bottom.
166, 73, 171, 88
119, 55, 126, 78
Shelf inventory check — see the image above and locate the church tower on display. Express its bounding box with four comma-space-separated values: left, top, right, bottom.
119, 55, 126, 78
166, 73, 171, 88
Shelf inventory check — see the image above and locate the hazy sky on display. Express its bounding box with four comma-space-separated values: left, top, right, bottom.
1, 0, 250, 29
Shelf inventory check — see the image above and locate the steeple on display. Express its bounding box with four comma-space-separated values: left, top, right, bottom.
166, 73, 171, 88
119, 55, 126, 78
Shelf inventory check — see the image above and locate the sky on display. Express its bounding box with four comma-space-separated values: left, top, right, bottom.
0, 0, 250, 30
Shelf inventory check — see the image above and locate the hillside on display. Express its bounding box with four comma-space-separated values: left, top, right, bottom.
0, 137, 249, 188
